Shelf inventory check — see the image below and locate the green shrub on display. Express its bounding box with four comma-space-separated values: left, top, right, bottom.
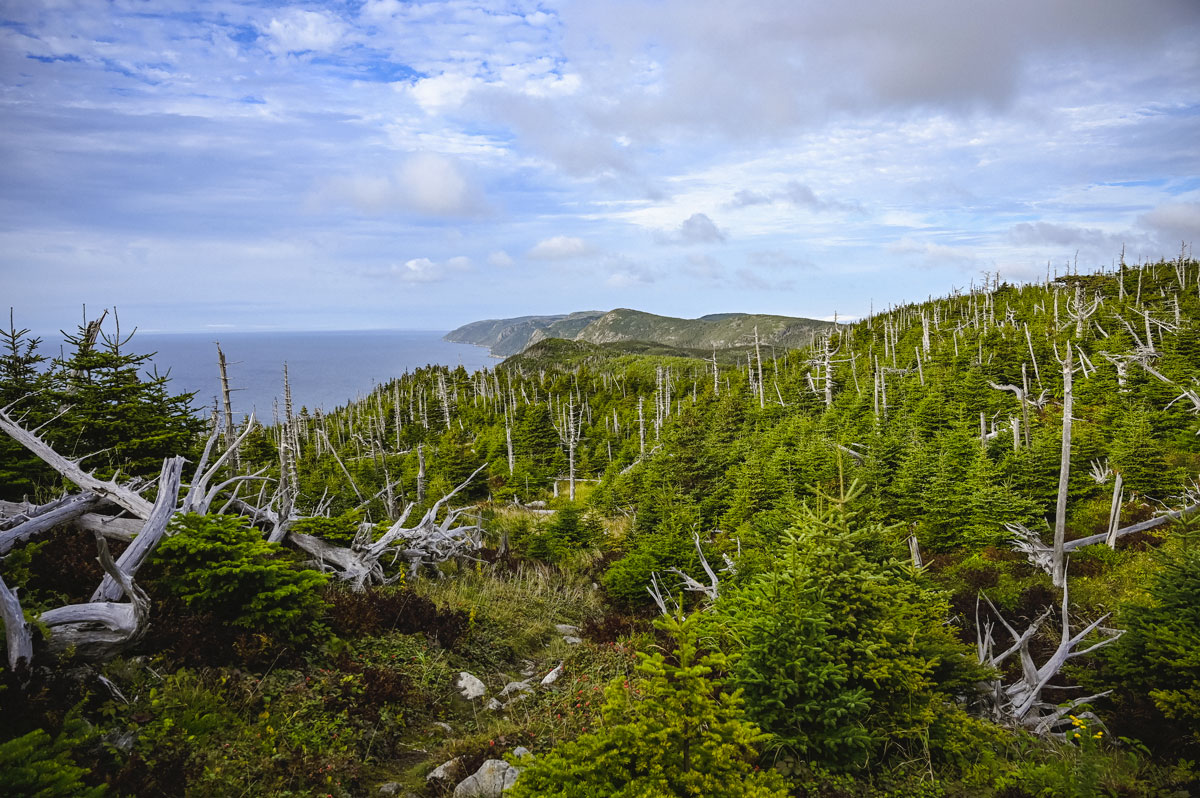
0, 720, 104, 798
508, 612, 788, 798
602, 507, 704, 606
289, 509, 367, 547
153, 513, 328, 638
712, 484, 988, 771
1105, 538, 1200, 754
523, 504, 602, 563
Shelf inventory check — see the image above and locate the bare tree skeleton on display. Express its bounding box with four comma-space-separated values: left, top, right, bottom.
975, 574, 1122, 735
288, 462, 489, 588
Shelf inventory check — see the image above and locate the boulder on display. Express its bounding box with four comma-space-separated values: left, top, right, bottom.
453, 759, 521, 797
498, 679, 532, 698
427, 755, 467, 785
455, 671, 487, 700
540, 662, 563, 686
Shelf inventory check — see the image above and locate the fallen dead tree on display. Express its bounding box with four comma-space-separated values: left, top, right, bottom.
0, 398, 491, 668
288, 463, 489, 589
975, 571, 1123, 736
1007, 500, 1200, 576
0, 403, 225, 666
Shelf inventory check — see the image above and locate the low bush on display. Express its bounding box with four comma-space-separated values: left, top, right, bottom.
151, 513, 328, 640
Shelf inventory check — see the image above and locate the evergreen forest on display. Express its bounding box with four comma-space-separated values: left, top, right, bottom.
2, 257, 1200, 797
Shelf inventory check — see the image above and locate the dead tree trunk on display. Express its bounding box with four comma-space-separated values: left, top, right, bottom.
92, 456, 184, 602
1053, 342, 1073, 588
0, 405, 153, 518
0, 493, 102, 556
288, 463, 488, 588
552, 397, 581, 501
416, 443, 426, 504
216, 343, 241, 472
975, 574, 1122, 735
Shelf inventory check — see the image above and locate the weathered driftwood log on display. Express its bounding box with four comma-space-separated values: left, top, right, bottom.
41, 534, 151, 661
1, 533, 154, 668
74, 513, 142, 542
92, 456, 184, 602
975, 574, 1121, 735
1007, 500, 1200, 574
288, 463, 489, 589
0, 493, 102, 555
0, 572, 32, 670
0, 404, 154, 518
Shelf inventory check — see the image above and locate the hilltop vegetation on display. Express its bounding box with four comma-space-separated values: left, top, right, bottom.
3, 256, 1200, 797
446, 308, 833, 357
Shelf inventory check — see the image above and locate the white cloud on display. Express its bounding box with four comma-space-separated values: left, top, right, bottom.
887, 237, 981, 270
264, 10, 345, 55
488, 250, 515, 267
321, 153, 484, 217
528, 235, 588, 259
1138, 202, 1200, 244
409, 73, 480, 114
394, 257, 441, 282
606, 269, 654, 288
397, 153, 479, 215
391, 255, 471, 283
655, 212, 725, 245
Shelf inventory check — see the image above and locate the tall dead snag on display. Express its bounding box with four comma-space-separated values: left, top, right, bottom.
416, 443, 426, 504
753, 326, 765, 409
1105, 472, 1124, 548
975, 575, 1122, 735
216, 342, 241, 472
807, 330, 842, 408
552, 396, 582, 501
288, 463, 488, 589
1052, 342, 1074, 587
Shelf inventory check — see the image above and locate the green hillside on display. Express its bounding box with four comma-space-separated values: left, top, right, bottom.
447, 308, 832, 356
445, 311, 605, 356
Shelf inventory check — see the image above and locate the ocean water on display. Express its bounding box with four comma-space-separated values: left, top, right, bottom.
128, 330, 498, 418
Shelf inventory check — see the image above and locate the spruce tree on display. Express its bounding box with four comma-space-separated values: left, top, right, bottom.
0, 311, 53, 498
508, 611, 788, 798
44, 313, 200, 480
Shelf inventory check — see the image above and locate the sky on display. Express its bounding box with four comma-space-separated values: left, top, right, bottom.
2, 0, 1199, 334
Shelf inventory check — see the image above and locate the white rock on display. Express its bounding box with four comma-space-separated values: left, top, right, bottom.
486, 697, 503, 711
540, 662, 563, 687
512, 746, 531, 759
453, 759, 521, 797
456, 671, 487, 700
553, 624, 580, 636
427, 755, 467, 784
498, 679, 533, 698
562, 635, 582, 645
432, 721, 453, 734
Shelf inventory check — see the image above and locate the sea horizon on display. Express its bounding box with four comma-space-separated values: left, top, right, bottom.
42, 329, 501, 419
